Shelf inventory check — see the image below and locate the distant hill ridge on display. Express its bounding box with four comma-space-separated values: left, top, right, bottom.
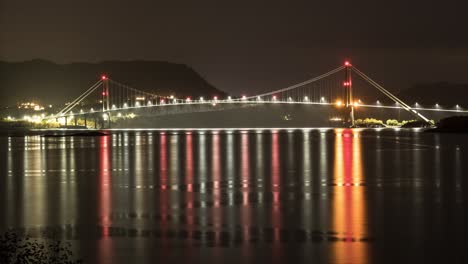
0, 59, 225, 106
394, 82, 468, 108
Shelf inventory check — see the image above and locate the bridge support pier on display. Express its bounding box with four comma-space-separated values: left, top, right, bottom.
106, 112, 111, 129
344, 62, 355, 127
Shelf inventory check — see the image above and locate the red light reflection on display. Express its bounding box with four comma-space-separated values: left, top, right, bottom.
98, 136, 112, 263
212, 133, 222, 244
271, 132, 280, 242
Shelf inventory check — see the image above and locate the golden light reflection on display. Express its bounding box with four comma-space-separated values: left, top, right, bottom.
241, 132, 251, 242
6, 138, 14, 227
255, 132, 264, 203
134, 133, 144, 218
211, 133, 222, 244
302, 131, 312, 233
169, 134, 180, 224
22, 136, 47, 227
226, 133, 235, 206
332, 129, 368, 263
197, 132, 208, 232
225, 132, 236, 246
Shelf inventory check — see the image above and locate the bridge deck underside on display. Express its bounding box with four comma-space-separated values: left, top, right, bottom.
108, 104, 466, 128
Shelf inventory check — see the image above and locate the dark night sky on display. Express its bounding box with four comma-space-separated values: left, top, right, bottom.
1, 0, 468, 96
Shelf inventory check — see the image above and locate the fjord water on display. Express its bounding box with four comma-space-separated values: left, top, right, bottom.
0, 129, 466, 264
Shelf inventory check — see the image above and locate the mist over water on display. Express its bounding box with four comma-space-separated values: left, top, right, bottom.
0, 129, 466, 263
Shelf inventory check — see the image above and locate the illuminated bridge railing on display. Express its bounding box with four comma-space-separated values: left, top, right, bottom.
55, 99, 467, 119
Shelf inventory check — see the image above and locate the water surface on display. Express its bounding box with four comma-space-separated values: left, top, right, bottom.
0, 129, 466, 263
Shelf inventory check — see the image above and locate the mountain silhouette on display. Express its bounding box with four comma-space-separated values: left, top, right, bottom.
395, 82, 468, 108
0, 59, 225, 107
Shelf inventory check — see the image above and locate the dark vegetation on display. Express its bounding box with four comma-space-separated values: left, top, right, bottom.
400, 120, 433, 128
353, 118, 385, 128
353, 118, 433, 128
0, 230, 82, 264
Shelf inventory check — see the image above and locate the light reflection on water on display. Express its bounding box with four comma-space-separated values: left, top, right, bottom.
332, 129, 367, 263
0, 129, 467, 264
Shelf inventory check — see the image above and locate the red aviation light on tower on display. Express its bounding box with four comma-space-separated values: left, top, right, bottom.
344, 61, 351, 67
101, 75, 108, 80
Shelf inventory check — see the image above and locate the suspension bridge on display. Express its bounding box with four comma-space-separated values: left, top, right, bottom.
48, 61, 466, 128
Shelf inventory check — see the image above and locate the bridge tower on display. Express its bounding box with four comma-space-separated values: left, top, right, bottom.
101, 75, 109, 112
344, 61, 355, 126
101, 75, 111, 129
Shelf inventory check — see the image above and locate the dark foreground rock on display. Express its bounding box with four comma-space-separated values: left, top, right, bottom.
426, 116, 468, 133
0, 230, 82, 264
